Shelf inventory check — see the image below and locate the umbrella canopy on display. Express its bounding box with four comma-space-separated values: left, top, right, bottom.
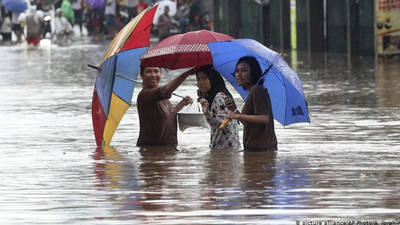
207, 39, 310, 126
85, 0, 105, 10
92, 5, 158, 147
152, 0, 177, 24
141, 30, 234, 69
2, 0, 28, 12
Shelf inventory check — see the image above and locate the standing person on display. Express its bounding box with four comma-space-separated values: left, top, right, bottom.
105, 0, 116, 39
226, 56, 278, 151
188, 0, 200, 31
175, 0, 189, 33
25, 6, 43, 47
125, 0, 138, 20
0, 11, 12, 44
11, 12, 23, 44
71, 0, 83, 36
89, 8, 103, 41
135, 0, 148, 15
157, 5, 171, 41
61, 0, 75, 25
53, 8, 73, 45
196, 65, 240, 150
136, 67, 195, 147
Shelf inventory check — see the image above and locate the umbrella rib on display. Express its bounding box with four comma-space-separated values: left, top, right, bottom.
116, 73, 141, 84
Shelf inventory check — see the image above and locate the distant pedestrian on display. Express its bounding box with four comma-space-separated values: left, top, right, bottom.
89, 8, 103, 41
61, 0, 75, 25
11, 12, 23, 44
125, 0, 139, 19
71, 0, 84, 36
53, 9, 73, 45
188, 0, 201, 31
25, 7, 43, 47
105, 0, 116, 39
135, 0, 149, 15
157, 5, 171, 41
176, 0, 189, 33
0, 12, 12, 43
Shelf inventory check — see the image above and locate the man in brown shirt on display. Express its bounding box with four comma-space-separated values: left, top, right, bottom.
136, 67, 195, 147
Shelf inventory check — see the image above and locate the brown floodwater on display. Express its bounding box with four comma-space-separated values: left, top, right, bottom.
0, 38, 399, 224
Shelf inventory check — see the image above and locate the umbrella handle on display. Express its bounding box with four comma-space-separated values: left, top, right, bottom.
219, 118, 230, 129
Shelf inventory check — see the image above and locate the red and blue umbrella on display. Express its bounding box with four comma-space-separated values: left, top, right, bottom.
91, 5, 158, 147
207, 38, 310, 126
2, 0, 28, 13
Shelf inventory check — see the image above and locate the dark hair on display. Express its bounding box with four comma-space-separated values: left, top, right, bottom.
235, 56, 264, 88
196, 65, 237, 110
140, 66, 162, 74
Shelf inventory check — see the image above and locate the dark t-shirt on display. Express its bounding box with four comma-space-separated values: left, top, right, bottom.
242, 85, 277, 151
136, 86, 178, 146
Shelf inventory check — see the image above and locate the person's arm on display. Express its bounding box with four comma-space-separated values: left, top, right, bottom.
164, 68, 196, 96
174, 96, 193, 112
226, 111, 269, 124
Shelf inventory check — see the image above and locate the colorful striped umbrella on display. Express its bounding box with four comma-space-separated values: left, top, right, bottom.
91, 5, 158, 147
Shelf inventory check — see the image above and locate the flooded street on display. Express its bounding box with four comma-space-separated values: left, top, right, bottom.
0, 39, 399, 224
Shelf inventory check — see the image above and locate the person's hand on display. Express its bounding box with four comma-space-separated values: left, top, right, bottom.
181, 96, 193, 106
226, 111, 239, 120
224, 97, 235, 112
199, 98, 209, 115
183, 67, 198, 76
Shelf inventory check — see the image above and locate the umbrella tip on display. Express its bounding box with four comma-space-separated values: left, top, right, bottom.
88, 64, 99, 71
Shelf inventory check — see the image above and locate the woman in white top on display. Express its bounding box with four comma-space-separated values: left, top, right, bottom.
196, 65, 240, 150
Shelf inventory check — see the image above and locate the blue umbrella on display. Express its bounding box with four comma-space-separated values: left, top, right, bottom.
2, 0, 28, 12
207, 38, 310, 126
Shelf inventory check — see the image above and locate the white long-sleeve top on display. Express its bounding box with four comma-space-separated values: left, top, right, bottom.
54, 16, 72, 34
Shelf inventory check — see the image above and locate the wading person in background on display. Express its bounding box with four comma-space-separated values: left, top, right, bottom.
71, 0, 83, 36
53, 9, 73, 45
25, 6, 43, 47
12, 12, 23, 45
136, 67, 196, 147
226, 56, 278, 151
105, 0, 116, 39
157, 5, 171, 41
196, 65, 240, 150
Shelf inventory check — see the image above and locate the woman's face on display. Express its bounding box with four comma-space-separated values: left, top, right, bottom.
141, 67, 161, 88
235, 61, 253, 89
196, 71, 211, 94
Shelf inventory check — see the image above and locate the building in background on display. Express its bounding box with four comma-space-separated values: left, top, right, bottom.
213, 0, 386, 57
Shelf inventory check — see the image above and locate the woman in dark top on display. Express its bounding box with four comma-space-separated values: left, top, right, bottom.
226, 56, 277, 151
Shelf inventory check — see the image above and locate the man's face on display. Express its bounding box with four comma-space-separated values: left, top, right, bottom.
141, 67, 161, 88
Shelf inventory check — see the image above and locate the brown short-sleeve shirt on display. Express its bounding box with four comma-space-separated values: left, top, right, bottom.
136, 86, 177, 146
242, 85, 277, 151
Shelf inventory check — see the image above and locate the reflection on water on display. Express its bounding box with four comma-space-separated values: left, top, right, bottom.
0, 42, 400, 224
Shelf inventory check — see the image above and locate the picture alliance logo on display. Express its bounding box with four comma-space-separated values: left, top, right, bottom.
297, 221, 400, 225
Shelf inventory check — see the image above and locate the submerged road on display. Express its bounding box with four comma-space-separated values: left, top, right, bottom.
0, 39, 399, 224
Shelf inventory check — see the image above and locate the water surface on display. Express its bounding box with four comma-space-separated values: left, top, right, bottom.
0, 39, 399, 224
